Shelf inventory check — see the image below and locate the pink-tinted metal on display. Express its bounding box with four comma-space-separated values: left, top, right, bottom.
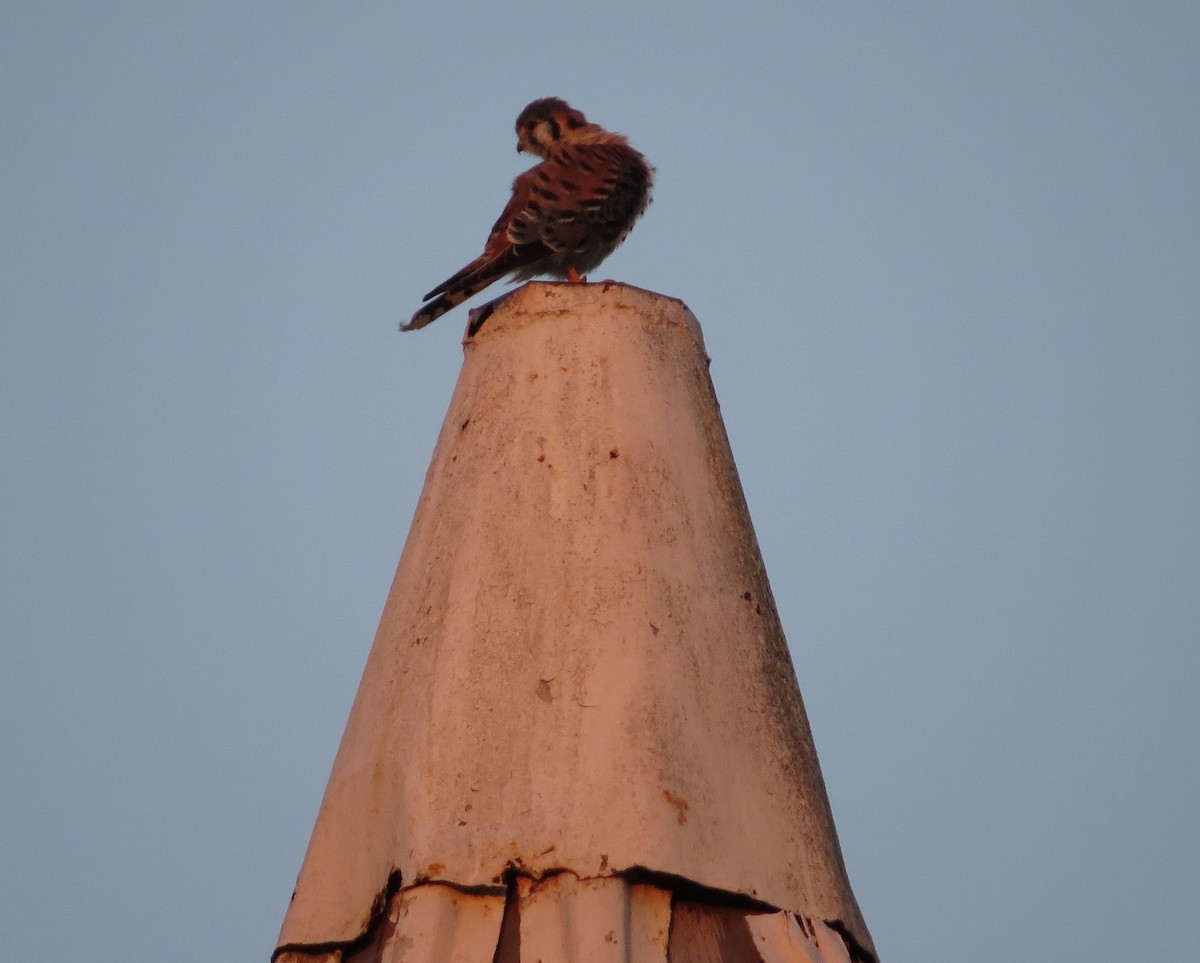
275, 282, 875, 961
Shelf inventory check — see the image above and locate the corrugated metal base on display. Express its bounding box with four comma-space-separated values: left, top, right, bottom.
274, 873, 870, 963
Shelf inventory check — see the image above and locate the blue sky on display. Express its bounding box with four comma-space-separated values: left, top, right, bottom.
2, 3, 1197, 960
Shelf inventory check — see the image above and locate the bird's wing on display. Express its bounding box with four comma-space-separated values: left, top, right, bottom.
506, 143, 651, 257
404, 170, 555, 331
421, 169, 552, 302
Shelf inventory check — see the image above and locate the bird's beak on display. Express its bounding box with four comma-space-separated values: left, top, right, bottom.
516, 145, 525, 154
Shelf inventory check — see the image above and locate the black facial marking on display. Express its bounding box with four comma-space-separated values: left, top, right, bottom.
548, 117, 561, 140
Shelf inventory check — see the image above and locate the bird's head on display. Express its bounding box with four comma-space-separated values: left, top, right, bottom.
515, 97, 589, 156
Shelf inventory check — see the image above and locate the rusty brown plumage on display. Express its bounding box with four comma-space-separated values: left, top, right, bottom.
404, 98, 653, 331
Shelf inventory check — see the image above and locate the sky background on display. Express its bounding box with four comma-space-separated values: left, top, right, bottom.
2, 3, 1197, 960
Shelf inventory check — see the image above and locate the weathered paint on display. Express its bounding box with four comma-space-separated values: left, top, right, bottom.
348, 883, 506, 963
745, 912, 857, 963
287, 874, 865, 962
518, 875, 671, 963
275, 282, 874, 960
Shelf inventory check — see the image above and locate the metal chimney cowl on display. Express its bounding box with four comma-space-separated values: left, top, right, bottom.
274, 282, 877, 963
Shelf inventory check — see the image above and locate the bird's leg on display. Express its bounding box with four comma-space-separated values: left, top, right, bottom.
566, 266, 586, 284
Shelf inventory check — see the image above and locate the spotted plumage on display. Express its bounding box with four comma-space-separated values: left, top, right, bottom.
404, 98, 653, 331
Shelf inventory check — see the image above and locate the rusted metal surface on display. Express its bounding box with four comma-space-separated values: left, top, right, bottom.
517, 874, 671, 963
343, 883, 505, 963
668, 901, 762, 962
278, 874, 865, 962
745, 912, 857, 963
275, 952, 340, 963
275, 282, 875, 960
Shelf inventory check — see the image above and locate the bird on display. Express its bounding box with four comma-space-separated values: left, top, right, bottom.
404, 97, 654, 331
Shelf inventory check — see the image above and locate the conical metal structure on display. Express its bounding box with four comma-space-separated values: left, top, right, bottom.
274, 283, 877, 963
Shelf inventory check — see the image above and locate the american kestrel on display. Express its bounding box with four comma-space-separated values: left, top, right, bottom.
404, 97, 654, 331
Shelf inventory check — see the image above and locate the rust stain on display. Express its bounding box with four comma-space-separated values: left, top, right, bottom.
661, 788, 690, 825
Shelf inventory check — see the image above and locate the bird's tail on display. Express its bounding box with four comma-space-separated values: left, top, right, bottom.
403, 290, 467, 331
403, 244, 547, 331
402, 255, 487, 330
